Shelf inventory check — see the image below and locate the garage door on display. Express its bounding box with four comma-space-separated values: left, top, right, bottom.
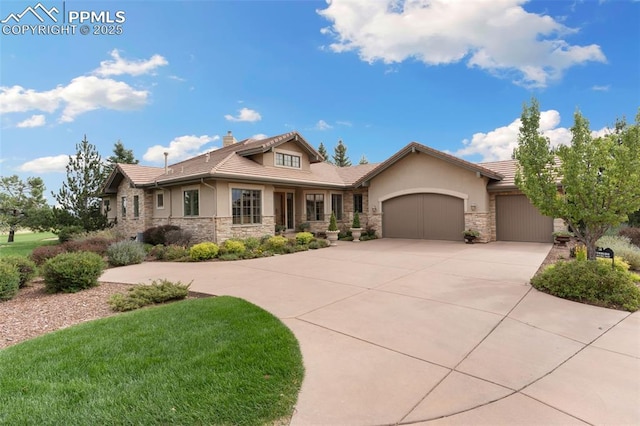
496, 195, 553, 243
382, 193, 464, 240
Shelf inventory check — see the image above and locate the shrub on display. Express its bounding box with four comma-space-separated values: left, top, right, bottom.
164, 245, 190, 261
42, 251, 105, 293
264, 235, 288, 252
596, 235, 640, 270
142, 225, 180, 246
107, 240, 147, 267
619, 227, 640, 248
297, 222, 310, 232
57, 225, 84, 243
315, 239, 330, 248
574, 244, 587, 261
219, 253, 240, 261
243, 237, 261, 251
328, 212, 338, 231
64, 237, 113, 256
30, 244, 67, 266
352, 212, 361, 228
308, 241, 320, 250
532, 260, 640, 312
222, 239, 246, 255
295, 232, 314, 245
190, 242, 219, 261
0, 262, 20, 301
108, 279, 190, 312
1, 256, 37, 288
165, 229, 193, 247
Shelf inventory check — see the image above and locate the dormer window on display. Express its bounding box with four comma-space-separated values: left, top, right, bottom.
275, 152, 301, 169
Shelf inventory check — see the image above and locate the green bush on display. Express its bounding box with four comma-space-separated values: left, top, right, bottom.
308, 241, 320, 250
243, 237, 261, 251
190, 242, 219, 261
57, 225, 84, 243
164, 229, 193, 247
352, 212, 361, 228
108, 279, 190, 312
30, 244, 68, 266
219, 253, 240, 261
106, 240, 147, 267
0, 262, 20, 301
597, 235, 640, 270
222, 239, 246, 255
532, 260, 640, 312
42, 251, 105, 293
264, 235, 288, 252
328, 212, 338, 231
295, 232, 314, 245
164, 245, 190, 261
1, 256, 37, 288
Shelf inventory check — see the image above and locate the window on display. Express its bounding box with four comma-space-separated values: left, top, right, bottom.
156, 192, 164, 209
353, 194, 363, 213
103, 199, 110, 214
331, 194, 343, 220
275, 152, 301, 168
306, 194, 324, 221
121, 196, 126, 217
133, 195, 140, 218
232, 189, 262, 224
183, 189, 199, 216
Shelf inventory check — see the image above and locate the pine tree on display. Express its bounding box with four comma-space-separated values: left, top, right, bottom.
318, 142, 330, 162
53, 135, 108, 231
106, 140, 138, 175
359, 154, 369, 165
0, 175, 51, 242
332, 139, 352, 167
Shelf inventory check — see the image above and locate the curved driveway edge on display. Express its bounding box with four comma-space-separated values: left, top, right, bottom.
100, 239, 640, 425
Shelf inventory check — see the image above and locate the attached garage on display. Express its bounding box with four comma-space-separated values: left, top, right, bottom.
496, 194, 553, 243
382, 193, 464, 240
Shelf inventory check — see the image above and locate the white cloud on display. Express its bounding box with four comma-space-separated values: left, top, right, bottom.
336, 120, 352, 127
453, 110, 612, 161
169, 75, 186, 82
250, 133, 268, 140
591, 85, 610, 91
224, 107, 262, 122
315, 119, 333, 130
16, 114, 46, 128
94, 49, 168, 77
318, 0, 606, 88
0, 85, 60, 114
18, 155, 69, 173
143, 134, 220, 163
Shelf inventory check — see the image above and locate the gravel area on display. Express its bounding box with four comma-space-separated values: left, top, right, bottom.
1, 243, 571, 351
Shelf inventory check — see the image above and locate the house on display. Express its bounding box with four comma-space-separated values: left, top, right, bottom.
101, 131, 563, 244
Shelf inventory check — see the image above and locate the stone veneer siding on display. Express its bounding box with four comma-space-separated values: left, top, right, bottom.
115, 182, 149, 239
215, 216, 275, 242
464, 212, 491, 243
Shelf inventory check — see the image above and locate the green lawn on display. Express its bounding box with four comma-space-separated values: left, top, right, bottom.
0, 232, 57, 257
0, 296, 304, 425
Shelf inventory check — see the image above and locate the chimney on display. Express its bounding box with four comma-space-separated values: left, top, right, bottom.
164, 152, 169, 174
223, 130, 236, 147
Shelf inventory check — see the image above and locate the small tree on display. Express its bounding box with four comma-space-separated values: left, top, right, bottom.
53, 135, 108, 232
332, 139, 352, 167
359, 155, 369, 165
318, 142, 330, 162
514, 99, 640, 260
0, 175, 52, 242
105, 140, 138, 175
328, 211, 338, 231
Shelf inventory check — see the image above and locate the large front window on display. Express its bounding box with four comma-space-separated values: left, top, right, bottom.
232, 189, 262, 224
306, 194, 324, 221
275, 152, 301, 168
331, 194, 343, 220
184, 190, 199, 216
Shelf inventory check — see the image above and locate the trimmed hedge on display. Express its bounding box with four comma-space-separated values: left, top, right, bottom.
42, 251, 105, 293
0, 262, 20, 301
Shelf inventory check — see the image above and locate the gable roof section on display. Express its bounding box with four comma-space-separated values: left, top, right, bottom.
354, 142, 504, 187
235, 131, 323, 163
102, 163, 164, 194
480, 159, 518, 190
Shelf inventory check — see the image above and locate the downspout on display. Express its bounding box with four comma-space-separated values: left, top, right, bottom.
201, 178, 217, 242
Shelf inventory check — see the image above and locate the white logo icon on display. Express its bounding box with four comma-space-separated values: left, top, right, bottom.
1, 2, 59, 24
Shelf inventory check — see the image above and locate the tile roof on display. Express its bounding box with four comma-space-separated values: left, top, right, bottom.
479, 159, 518, 190
117, 163, 164, 184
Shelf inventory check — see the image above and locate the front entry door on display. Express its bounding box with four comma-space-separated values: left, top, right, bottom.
274, 192, 294, 230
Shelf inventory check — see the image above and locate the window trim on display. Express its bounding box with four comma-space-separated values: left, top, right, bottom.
231, 187, 263, 225
183, 188, 200, 217
156, 191, 164, 209
305, 193, 325, 222
274, 149, 302, 169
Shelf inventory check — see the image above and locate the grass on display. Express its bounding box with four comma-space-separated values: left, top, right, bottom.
0, 232, 57, 257
0, 296, 304, 425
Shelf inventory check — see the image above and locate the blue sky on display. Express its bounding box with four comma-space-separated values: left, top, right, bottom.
1, 0, 638, 201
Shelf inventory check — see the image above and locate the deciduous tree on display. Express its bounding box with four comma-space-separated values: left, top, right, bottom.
0, 175, 52, 242
514, 99, 640, 259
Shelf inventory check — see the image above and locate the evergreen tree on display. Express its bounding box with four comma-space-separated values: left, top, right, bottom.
332, 139, 352, 167
317, 142, 330, 162
53, 135, 108, 231
106, 140, 138, 175
359, 154, 369, 165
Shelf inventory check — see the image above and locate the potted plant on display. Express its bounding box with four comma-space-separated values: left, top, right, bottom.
326, 212, 339, 246
552, 230, 573, 246
463, 229, 480, 244
350, 212, 363, 242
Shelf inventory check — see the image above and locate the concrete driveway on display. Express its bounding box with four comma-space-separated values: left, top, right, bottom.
101, 239, 640, 425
